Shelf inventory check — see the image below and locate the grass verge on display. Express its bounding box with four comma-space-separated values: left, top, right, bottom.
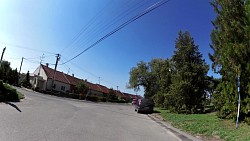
155, 108, 250, 141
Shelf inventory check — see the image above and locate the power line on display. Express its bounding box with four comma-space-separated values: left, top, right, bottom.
61, 0, 170, 65
60, 0, 113, 54
66, 0, 150, 55
5, 55, 54, 60
59, 57, 136, 94
23, 58, 55, 65
60, 56, 99, 78
0, 41, 57, 54
23, 58, 40, 64
60, 55, 133, 93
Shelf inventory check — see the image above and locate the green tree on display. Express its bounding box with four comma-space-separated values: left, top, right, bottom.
168, 31, 209, 114
75, 81, 88, 94
75, 81, 89, 99
107, 88, 118, 101
209, 0, 250, 119
0, 61, 11, 82
9, 68, 19, 85
128, 59, 172, 100
128, 61, 153, 98
151, 59, 172, 108
22, 71, 31, 88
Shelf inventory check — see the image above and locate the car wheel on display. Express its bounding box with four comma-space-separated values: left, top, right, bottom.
137, 109, 140, 114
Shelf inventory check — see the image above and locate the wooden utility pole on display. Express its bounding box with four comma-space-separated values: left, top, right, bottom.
51, 54, 60, 91
0, 47, 6, 67
18, 57, 24, 75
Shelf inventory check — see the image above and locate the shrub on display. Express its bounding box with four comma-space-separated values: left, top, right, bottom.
100, 97, 107, 102
86, 95, 100, 102
108, 99, 127, 103
0, 81, 19, 102
69, 93, 79, 99
79, 93, 86, 100
244, 117, 250, 125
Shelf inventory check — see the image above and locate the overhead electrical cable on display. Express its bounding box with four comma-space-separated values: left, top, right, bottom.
60, 0, 113, 53
72, 0, 150, 53
62, 0, 137, 54
61, 0, 170, 65
60, 55, 120, 87
0, 41, 57, 54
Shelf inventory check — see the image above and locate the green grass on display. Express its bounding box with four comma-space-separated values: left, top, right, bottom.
156, 108, 250, 141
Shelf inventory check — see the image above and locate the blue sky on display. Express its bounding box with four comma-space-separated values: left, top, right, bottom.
0, 0, 219, 95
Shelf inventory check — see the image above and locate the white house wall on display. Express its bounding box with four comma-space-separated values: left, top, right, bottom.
33, 65, 48, 80
46, 79, 70, 92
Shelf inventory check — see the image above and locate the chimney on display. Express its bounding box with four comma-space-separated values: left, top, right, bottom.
46, 63, 49, 67
72, 74, 74, 77
85, 79, 87, 82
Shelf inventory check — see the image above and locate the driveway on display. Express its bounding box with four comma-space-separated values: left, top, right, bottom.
0, 88, 180, 141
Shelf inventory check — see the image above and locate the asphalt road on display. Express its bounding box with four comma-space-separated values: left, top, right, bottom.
0, 88, 180, 141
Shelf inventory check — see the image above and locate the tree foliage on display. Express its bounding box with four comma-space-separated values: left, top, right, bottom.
128, 31, 209, 114
168, 31, 209, 113
75, 81, 88, 94
128, 59, 172, 100
209, 0, 250, 119
22, 71, 31, 88
107, 88, 118, 101
0, 61, 18, 85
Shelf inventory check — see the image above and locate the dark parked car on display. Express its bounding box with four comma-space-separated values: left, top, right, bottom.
135, 98, 154, 114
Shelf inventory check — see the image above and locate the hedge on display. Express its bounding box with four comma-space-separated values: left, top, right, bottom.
0, 80, 19, 102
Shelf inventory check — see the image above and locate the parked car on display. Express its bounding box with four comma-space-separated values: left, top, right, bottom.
135, 98, 154, 114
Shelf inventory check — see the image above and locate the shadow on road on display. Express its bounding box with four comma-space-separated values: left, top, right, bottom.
4, 102, 22, 112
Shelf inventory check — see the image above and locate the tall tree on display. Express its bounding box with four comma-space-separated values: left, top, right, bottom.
8, 68, 19, 85
210, 0, 250, 119
0, 61, 11, 82
151, 59, 172, 108
22, 71, 31, 88
168, 31, 209, 114
128, 61, 153, 98
75, 81, 88, 94
128, 59, 172, 100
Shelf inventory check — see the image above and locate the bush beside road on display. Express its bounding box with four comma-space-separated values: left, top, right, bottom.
156, 108, 250, 141
0, 80, 24, 102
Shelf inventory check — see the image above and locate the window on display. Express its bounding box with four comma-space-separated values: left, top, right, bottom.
61, 86, 65, 91
53, 84, 56, 89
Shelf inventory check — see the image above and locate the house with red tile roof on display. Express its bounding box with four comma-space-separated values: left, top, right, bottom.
32, 64, 140, 102
32, 64, 110, 96
122, 92, 143, 101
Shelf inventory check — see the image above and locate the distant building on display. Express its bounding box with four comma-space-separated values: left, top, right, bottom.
31, 64, 140, 100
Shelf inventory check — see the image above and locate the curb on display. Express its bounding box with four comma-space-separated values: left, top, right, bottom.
148, 114, 202, 141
